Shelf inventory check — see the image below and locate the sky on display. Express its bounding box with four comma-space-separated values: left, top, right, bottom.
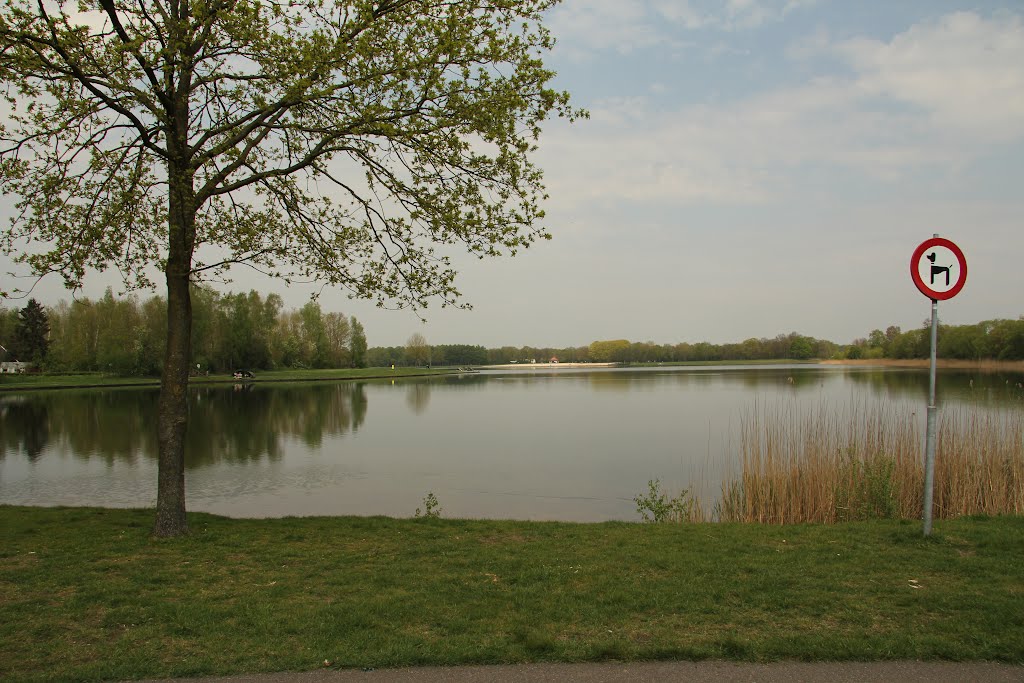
3, 0, 1023, 349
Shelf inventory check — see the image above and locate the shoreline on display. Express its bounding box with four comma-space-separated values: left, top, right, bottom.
478, 362, 617, 370
822, 358, 1024, 371
0, 368, 461, 392
3, 359, 1022, 392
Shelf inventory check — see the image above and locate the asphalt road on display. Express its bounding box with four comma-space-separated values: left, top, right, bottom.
134, 661, 1024, 683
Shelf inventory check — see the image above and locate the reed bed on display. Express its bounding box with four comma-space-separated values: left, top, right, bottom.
717, 401, 1024, 524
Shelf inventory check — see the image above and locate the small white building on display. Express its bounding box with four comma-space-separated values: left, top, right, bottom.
0, 361, 29, 374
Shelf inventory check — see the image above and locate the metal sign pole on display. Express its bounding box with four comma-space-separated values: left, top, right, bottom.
910, 232, 966, 537
923, 295, 939, 536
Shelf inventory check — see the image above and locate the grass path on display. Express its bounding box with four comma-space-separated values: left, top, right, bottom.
1, 507, 1022, 682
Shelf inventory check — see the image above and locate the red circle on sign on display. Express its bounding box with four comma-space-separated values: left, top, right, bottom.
910, 237, 967, 301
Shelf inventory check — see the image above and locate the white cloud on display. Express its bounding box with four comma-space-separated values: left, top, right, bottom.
541, 11, 1024, 209
724, 0, 773, 31
548, 0, 672, 58
833, 12, 1024, 142
783, 0, 817, 12
716, 0, 817, 31
651, 1, 709, 30
549, 0, 817, 58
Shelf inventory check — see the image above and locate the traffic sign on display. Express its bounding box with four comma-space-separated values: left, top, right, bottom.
910, 237, 967, 301
911, 235, 966, 536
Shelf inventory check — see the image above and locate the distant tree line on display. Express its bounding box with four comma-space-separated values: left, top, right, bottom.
3, 295, 1022, 372
847, 318, 1024, 361
0, 289, 367, 374
372, 320, 1024, 368
583, 333, 834, 363
370, 332, 836, 367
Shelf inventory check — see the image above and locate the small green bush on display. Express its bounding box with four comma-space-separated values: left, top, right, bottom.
634, 479, 698, 523
836, 453, 897, 521
415, 491, 442, 518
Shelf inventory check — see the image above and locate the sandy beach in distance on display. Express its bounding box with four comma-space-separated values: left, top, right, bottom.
479, 362, 617, 370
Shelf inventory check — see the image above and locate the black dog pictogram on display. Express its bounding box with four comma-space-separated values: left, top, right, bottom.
927, 252, 952, 286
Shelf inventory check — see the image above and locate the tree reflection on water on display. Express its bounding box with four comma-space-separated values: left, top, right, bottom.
2, 367, 1022, 520
0, 382, 368, 466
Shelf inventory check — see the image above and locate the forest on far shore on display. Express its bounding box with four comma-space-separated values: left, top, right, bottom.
370, 319, 1024, 367
0, 288, 366, 374
2, 290, 1022, 374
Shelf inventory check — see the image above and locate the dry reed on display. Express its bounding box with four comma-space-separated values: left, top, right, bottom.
717, 401, 1024, 524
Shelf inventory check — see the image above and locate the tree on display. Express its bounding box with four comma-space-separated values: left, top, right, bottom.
190, 286, 221, 371
350, 317, 367, 368
0, 306, 18, 357
406, 332, 429, 366
12, 298, 49, 364
788, 336, 814, 360
322, 312, 351, 368
434, 343, 487, 366
272, 309, 304, 368
299, 301, 328, 368
137, 295, 167, 375
0, 0, 579, 535
54, 298, 100, 369
95, 289, 141, 374
588, 340, 630, 363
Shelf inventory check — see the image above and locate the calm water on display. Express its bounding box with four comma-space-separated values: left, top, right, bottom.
2, 365, 1022, 521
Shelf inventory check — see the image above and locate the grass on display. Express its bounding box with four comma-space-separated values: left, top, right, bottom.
0, 372, 160, 389
1, 506, 1023, 682
0, 366, 455, 391
717, 402, 1024, 524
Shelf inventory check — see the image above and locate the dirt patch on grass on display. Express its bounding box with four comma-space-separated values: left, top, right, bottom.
476, 533, 531, 546
0, 552, 40, 571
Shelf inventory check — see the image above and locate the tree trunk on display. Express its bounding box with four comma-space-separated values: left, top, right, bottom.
153, 156, 196, 537
153, 269, 191, 536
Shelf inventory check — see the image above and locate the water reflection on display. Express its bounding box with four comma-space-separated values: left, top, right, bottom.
1, 366, 1022, 520
3, 369, 1021, 468
405, 381, 432, 414
0, 382, 368, 466
473, 364, 1024, 398
844, 368, 1024, 404
0, 397, 51, 461
476, 366, 832, 392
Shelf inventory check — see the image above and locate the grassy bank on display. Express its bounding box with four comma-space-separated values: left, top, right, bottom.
1, 507, 1022, 682
0, 366, 454, 391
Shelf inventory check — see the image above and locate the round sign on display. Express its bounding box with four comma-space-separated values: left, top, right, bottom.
910, 237, 967, 300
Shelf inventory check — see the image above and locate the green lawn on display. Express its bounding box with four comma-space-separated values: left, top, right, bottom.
1, 507, 1022, 682
0, 366, 454, 390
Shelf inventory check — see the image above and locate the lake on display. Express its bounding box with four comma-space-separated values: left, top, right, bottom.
2, 365, 1022, 521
